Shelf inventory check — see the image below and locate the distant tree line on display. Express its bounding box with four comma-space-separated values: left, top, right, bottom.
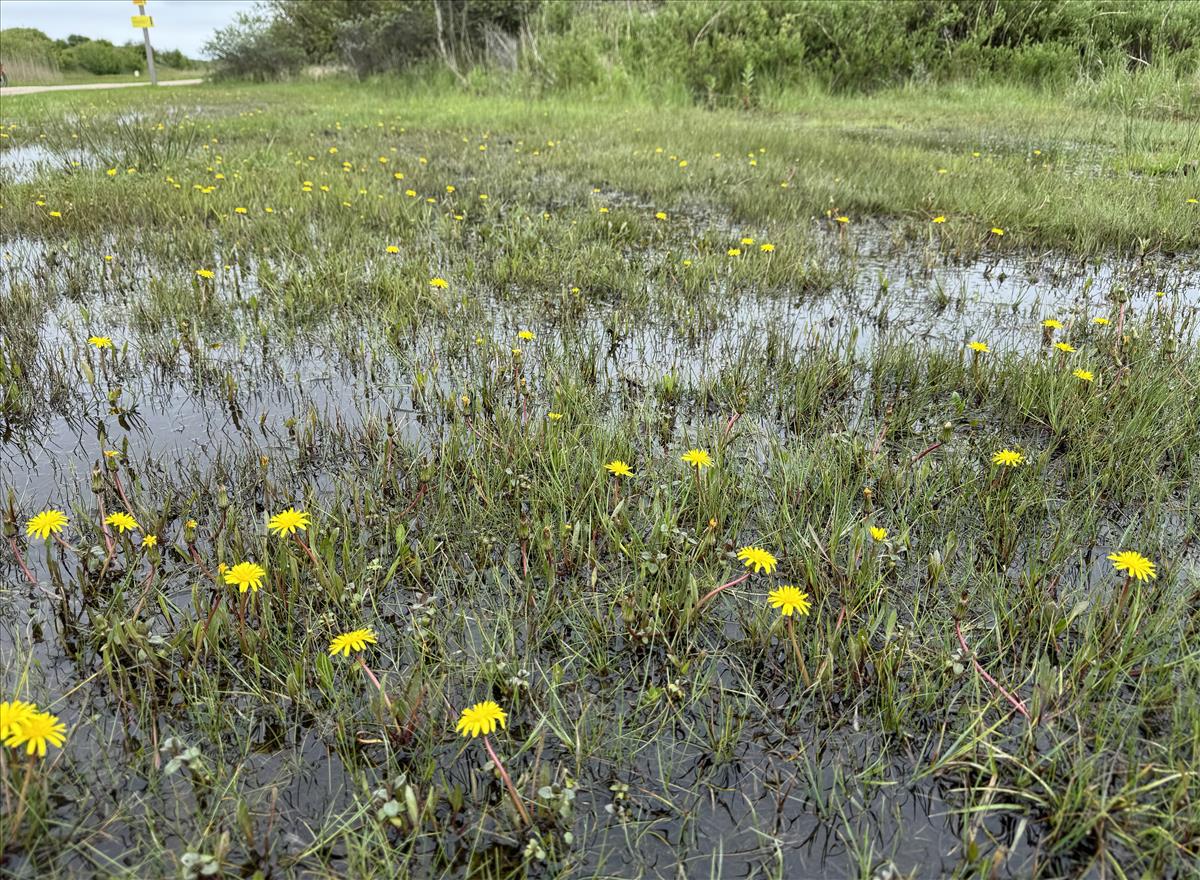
0, 27, 200, 76
202, 0, 1199, 100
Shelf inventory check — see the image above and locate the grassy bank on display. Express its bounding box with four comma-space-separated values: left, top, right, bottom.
0, 79, 1198, 879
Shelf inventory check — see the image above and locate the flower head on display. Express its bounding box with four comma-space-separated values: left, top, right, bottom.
456, 700, 507, 738
328, 627, 378, 657
4, 709, 66, 758
655, 211, 667, 221
430, 277, 448, 288
870, 526, 888, 541
932, 215, 946, 223
1042, 319, 1063, 330
88, 336, 113, 349
105, 512, 139, 533
1, 700, 37, 739
140, 535, 158, 549
760, 242, 775, 252
967, 341, 989, 353
991, 227, 1004, 236
517, 330, 535, 341
737, 546, 778, 575
767, 585, 811, 617
1107, 550, 1156, 582
26, 509, 68, 541
991, 449, 1025, 467
268, 507, 311, 537
1053, 342, 1076, 353
547, 411, 564, 421
1073, 369, 1094, 382
605, 460, 633, 478
386, 245, 399, 254
223, 561, 266, 593
1092, 317, 1110, 325
681, 448, 713, 469
196, 269, 215, 279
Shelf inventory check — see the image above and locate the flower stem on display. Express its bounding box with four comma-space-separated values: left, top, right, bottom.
788, 616, 812, 687
955, 620, 1030, 721
694, 570, 750, 612
482, 734, 531, 827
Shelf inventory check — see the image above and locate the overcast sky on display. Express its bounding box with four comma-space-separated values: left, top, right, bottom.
0, 0, 259, 57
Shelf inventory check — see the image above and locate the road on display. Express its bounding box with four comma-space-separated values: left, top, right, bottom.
1, 78, 204, 96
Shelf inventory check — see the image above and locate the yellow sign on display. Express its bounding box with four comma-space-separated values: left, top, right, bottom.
131, 14, 153, 27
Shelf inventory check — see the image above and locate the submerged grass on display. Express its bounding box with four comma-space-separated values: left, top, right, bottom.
0, 79, 1198, 879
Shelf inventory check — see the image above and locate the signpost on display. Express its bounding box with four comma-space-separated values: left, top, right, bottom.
132, 1, 157, 85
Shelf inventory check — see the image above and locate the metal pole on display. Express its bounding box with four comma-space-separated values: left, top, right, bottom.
138, 3, 157, 85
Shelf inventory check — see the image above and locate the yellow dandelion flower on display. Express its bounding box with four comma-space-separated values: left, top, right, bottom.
223, 561, 266, 593
870, 526, 888, 541
1, 700, 37, 739
140, 535, 157, 548
455, 700, 507, 738
328, 627, 378, 657
727, 248, 741, 257
386, 245, 399, 254
88, 336, 113, 349
991, 227, 1004, 236
760, 243, 775, 252
1073, 369, 1094, 382
517, 330, 535, 341
605, 460, 633, 478
681, 449, 713, 469
547, 412, 564, 421
105, 512, 139, 533
967, 341, 989, 353
267, 507, 311, 537
26, 509, 68, 540
991, 449, 1024, 467
1054, 342, 1076, 353
1042, 319, 1063, 330
737, 546, 778, 575
932, 215, 946, 223
1093, 317, 1110, 325
4, 709, 66, 758
1106, 550, 1156, 582
767, 585, 811, 617
196, 269, 215, 279
430, 277, 449, 288
234, 207, 247, 215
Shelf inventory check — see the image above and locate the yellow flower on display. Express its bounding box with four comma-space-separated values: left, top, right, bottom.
267, 507, 311, 537
991, 227, 1004, 236
760, 243, 775, 252
547, 412, 564, 421
234, 207, 248, 215
1073, 369, 1094, 382
223, 561, 266, 593
835, 216, 849, 224
405, 189, 417, 197
870, 526, 888, 541
518, 330, 535, 341
932, 215, 946, 223
727, 248, 741, 257
605, 460, 633, 478
740, 237, 754, 245
1106, 550, 1156, 582
967, 341, 989, 353
196, 269, 215, 279
655, 212, 667, 221
1092, 317, 1110, 325
386, 245, 399, 254
1053, 342, 1076, 353
737, 546, 778, 575
456, 700, 507, 738
48, 211, 62, 218
140, 535, 157, 548
767, 585, 811, 617
328, 627, 378, 657
105, 512, 139, 533
430, 277, 449, 288
681, 448, 713, 469
1, 700, 37, 739
4, 709, 66, 758
26, 509, 68, 540
88, 336, 113, 349
1042, 319, 1063, 330
991, 449, 1024, 467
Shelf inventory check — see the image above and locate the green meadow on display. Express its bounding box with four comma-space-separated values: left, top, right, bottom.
1, 77, 1198, 878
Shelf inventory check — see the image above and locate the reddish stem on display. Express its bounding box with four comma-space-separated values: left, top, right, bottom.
956, 620, 1031, 721
694, 570, 750, 611
483, 735, 531, 826
8, 537, 38, 587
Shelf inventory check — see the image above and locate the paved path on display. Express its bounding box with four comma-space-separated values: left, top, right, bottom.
1, 78, 204, 96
